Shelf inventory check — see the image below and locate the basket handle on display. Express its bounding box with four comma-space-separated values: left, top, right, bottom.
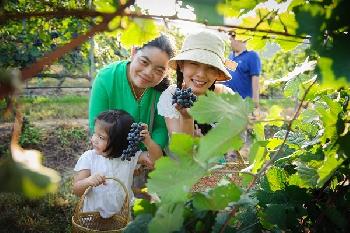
75, 177, 130, 221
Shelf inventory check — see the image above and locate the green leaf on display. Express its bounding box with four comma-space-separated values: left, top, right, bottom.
217, 0, 263, 17
284, 74, 314, 98
315, 95, 342, 144
169, 133, 197, 158
132, 199, 157, 217
183, 0, 224, 24
247, 37, 267, 50
317, 150, 344, 188
192, 183, 241, 211
262, 203, 299, 229
148, 203, 184, 233
277, 38, 300, 51
250, 140, 268, 173
241, 173, 254, 188
265, 105, 284, 127
0, 155, 60, 199
289, 162, 318, 188
190, 92, 253, 125
94, 0, 117, 13
120, 19, 159, 48
147, 154, 205, 203
197, 118, 243, 164
123, 214, 152, 233
263, 167, 287, 191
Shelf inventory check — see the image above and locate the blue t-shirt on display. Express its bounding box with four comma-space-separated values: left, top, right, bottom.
224, 50, 261, 98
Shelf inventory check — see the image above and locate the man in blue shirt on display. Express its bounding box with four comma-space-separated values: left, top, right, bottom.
224, 32, 261, 109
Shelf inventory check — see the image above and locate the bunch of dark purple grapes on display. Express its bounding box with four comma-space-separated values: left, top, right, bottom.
121, 122, 144, 161
172, 87, 197, 108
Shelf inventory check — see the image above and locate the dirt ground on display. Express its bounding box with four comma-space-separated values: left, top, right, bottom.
0, 119, 90, 174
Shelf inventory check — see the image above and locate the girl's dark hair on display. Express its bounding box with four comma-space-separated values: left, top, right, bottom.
137, 34, 175, 92
96, 109, 134, 159
176, 66, 216, 91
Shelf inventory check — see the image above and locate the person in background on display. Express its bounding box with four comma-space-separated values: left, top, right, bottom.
89, 35, 175, 163
73, 109, 162, 218
224, 31, 261, 113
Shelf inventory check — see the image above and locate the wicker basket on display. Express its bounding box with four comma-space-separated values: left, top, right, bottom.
72, 177, 130, 233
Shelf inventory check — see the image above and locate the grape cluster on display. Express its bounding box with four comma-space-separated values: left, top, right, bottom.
172, 87, 197, 108
121, 122, 144, 161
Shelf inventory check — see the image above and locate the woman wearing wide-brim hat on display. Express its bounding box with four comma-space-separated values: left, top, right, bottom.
157, 30, 237, 136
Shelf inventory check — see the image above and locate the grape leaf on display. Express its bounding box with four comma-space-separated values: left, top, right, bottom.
120, 19, 159, 48
148, 203, 184, 233
317, 150, 344, 188
147, 154, 205, 203
190, 92, 253, 125
262, 167, 287, 191
169, 133, 198, 158
123, 214, 152, 233
94, 0, 117, 13
197, 118, 244, 164
217, 0, 263, 17
289, 162, 318, 188
192, 183, 241, 211
132, 199, 157, 217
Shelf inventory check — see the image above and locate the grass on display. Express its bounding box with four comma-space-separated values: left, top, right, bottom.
0, 94, 89, 123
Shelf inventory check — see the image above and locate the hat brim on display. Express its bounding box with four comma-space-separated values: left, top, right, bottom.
169, 49, 232, 81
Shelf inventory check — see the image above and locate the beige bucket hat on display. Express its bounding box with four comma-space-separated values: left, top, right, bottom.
169, 30, 237, 81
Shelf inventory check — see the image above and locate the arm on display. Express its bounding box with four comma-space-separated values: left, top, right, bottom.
140, 124, 163, 162
165, 105, 195, 136
248, 51, 261, 109
252, 75, 259, 108
72, 169, 106, 197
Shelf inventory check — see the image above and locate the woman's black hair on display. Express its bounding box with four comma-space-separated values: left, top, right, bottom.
176, 66, 216, 91
136, 34, 175, 92
140, 34, 175, 59
95, 109, 134, 159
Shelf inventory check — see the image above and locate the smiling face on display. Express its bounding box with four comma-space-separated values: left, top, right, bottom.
91, 120, 110, 156
180, 61, 222, 95
128, 47, 170, 89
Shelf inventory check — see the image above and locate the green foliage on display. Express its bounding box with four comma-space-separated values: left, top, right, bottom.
56, 125, 86, 146
19, 118, 42, 147
192, 183, 241, 211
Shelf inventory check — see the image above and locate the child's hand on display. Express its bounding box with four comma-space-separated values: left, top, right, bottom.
140, 123, 151, 146
87, 173, 106, 187
138, 152, 154, 170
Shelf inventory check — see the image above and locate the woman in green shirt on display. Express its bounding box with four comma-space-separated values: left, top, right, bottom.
89, 35, 175, 164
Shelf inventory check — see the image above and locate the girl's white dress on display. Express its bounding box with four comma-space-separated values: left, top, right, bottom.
74, 149, 141, 218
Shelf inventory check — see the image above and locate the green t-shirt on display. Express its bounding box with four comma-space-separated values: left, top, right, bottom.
89, 60, 168, 149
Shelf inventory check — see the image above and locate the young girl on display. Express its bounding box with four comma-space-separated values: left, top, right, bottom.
157, 30, 235, 136
73, 109, 162, 218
